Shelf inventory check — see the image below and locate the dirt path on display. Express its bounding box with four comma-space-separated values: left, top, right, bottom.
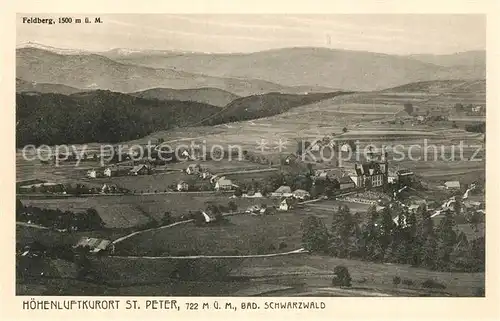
110, 248, 308, 260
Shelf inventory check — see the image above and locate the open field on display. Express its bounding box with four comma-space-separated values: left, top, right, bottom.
19, 194, 279, 228
115, 211, 312, 256
16, 224, 128, 248
235, 254, 484, 297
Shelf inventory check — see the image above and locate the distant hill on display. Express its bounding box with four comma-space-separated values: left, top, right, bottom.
381, 79, 486, 94
201, 91, 352, 126
16, 90, 350, 146
16, 78, 83, 95
16, 47, 301, 96
408, 50, 485, 68
132, 87, 239, 107
106, 47, 485, 91
16, 90, 221, 146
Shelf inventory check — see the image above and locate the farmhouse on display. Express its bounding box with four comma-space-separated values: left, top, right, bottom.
87, 169, 97, 179
340, 143, 351, 152
200, 170, 212, 179
129, 164, 151, 176
101, 184, 118, 193
337, 176, 355, 190
177, 181, 189, 191
103, 168, 112, 177
293, 189, 310, 200
472, 105, 484, 113
284, 154, 298, 165
215, 177, 233, 191
180, 149, 193, 160
352, 160, 388, 189
186, 163, 202, 175
279, 198, 296, 211
245, 205, 262, 214
272, 185, 293, 197
243, 191, 264, 198
444, 180, 461, 190
201, 211, 217, 223
73, 237, 113, 254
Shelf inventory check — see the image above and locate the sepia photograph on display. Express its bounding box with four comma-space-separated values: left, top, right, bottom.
15, 13, 486, 298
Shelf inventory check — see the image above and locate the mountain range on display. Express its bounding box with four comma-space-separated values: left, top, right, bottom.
17, 43, 485, 94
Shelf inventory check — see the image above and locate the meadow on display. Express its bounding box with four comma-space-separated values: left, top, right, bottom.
19, 193, 279, 228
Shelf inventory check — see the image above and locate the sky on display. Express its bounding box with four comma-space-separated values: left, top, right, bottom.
16, 14, 486, 55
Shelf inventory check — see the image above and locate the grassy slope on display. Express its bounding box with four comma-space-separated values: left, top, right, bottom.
131, 87, 240, 107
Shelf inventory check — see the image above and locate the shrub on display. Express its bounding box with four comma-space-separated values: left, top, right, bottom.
268, 244, 276, 251
332, 265, 352, 287
402, 279, 414, 286
421, 279, 446, 290
393, 276, 401, 285
279, 242, 288, 250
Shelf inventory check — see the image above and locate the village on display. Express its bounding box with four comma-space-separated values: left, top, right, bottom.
16, 128, 485, 254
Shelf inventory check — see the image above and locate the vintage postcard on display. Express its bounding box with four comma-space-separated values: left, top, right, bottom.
2, 0, 499, 320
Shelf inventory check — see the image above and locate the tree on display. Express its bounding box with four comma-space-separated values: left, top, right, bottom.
421, 235, 438, 270
453, 196, 462, 215
301, 216, 329, 253
233, 188, 243, 197
404, 102, 414, 115
332, 265, 352, 287
228, 201, 237, 212
342, 127, 348, 133
435, 209, 457, 270
330, 206, 359, 258
161, 211, 173, 225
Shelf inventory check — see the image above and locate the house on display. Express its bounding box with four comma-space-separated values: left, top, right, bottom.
201, 211, 216, 223
272, 185, 293, 197
215, 177, 233, 191
186, 163, 202, 175
337, 176, 355, 190
245, 205, 262, 214
352, 160, 388, 189
243, 191, 264, 198
73, 237, 113, 254
444, 181, 461, 190
397, 169, 414, 184
103, 168, 112, 177
177, 181, 189, 191
340, 143, 351, 152
259, 207, 272, 215
200, 170, 212, 179
129, 164, 151, 176
284, 154, 298, 165
472, 105, 483, 113
87, 169, 97, 179
293, 189, 310, 200
101, 184, 118, 193
279, 198, 295, 211
180, 149, 193, 160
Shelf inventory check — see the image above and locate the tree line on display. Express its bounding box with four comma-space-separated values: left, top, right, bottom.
301, 204, 484, 273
